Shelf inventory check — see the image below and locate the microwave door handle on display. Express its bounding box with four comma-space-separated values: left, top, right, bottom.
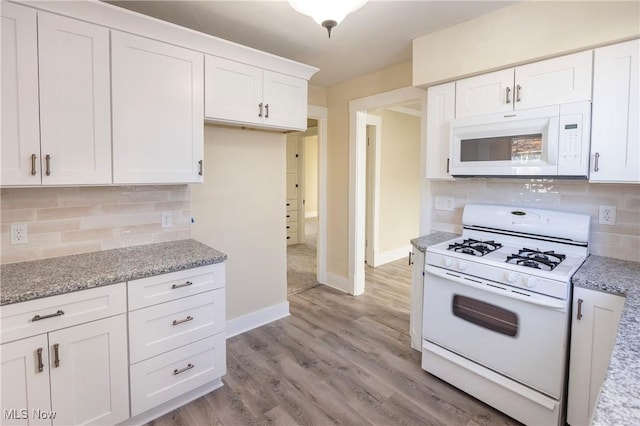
425, 265, 567, 310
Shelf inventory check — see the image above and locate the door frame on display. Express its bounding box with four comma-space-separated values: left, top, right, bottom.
365, 114, 382, 267
308, 105, 328, 286
348, 87, 426, 295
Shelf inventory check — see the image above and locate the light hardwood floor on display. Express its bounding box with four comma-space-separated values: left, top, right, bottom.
148, 258, 521, 426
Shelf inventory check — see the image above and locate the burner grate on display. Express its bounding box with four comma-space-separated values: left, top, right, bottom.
448, 239, 503, 257
506, 248, 566, 271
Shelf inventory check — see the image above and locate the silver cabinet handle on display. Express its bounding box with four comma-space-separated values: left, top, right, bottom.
198, 160, 203, 176
408, 251, 413, 266
265, 103, 270, 118
258, 102, 263, 118
53, 343, 60, 368
31, 154, 37, 176
45, 155, 51, 176
594, 152, 600, 172
446, 158, 450, 174
172, 281, 193, 290
516, 85, 522, 102
32, 310, 64, 322
37, 348, 44, 373
172, 316, 193, 326
505, 87, 511, 104
173, 363, 194, 375
577, 299, 584, 320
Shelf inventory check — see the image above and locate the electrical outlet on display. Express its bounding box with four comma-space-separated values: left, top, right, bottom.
598, 205, 617, 225
435, 196, 455, 211
161, 212, 173, 228
10, 224, 28, 244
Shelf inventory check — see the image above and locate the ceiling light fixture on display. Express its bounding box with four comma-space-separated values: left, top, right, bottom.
287, 0, 368, 38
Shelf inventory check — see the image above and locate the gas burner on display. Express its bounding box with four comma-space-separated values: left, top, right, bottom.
506, 248, 566, 271
448, 239, 503, 257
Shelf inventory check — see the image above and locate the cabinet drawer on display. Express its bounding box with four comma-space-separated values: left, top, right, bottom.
286, 211, 298, 223
128, 264, 224, 310
1, 283, 126, 344
129, 289, 225, 363
130, 333, 226, 416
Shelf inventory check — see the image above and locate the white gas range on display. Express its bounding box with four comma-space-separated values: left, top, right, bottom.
421, 204, 590, 426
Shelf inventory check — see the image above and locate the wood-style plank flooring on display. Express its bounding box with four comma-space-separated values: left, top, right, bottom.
148, 259, 521, 426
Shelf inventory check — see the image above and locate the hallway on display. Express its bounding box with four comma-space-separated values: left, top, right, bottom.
287, 218, 318, 295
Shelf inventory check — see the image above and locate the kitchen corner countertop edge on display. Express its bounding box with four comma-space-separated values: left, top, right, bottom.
411, 232, 460, 252
0, 239, 227, 306
571, 255, 640, 426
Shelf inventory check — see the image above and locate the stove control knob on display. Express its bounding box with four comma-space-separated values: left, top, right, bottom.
457, 260, 467, 271
525, 277, 537, 288
444, 258, 454, 267
506, 272, 517, 283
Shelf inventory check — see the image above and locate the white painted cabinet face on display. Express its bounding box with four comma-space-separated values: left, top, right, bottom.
111, 31, 204, 184
589, 39, 640, 183
1, 2, 40, 186
426, 82, 455, 179
455, 51, 592, 118
205, 55, 308, 131
38, 12, 112, 185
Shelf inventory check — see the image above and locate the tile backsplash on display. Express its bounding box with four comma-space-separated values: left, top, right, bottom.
430, 179, 640, 262
1, 186, 191, 264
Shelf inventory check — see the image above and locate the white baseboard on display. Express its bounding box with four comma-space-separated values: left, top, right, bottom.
305, 211, 318, 218
226, 301, 290, 338
323, 271, 351, 294
374, 245, 412, 267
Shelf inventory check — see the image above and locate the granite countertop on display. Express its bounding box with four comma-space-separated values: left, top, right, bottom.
411, 232, 460, 252
0, 239, 227, 306
572, 255, 640, 425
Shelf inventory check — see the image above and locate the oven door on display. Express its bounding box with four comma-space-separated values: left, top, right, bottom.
422, 265, 569, 399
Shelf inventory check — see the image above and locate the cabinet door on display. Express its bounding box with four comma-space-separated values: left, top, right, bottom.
263, 70, 308, 130
1, 2, 41, 186
409, 248, 425, 351
515, 50, 593, 110
204, 55, 263, 125
589, 40, 639, 183
49, 315, 129, 426
1, 335, 52, 426
567, 287, 625, 426
426, 82, 455, 179
455, 69, 514, 118
112, 31, 204, 184
38, 12, 111, 185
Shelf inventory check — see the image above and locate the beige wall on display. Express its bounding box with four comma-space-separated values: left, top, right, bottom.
308, 84, 328, 107
413, 1, 640, 86
371, 110, 420, 253
326, 61, 413, 281
0, 186, 191, 264
191, 124, 287, 321
304, 134, 318, 217
430, 180, 640, 262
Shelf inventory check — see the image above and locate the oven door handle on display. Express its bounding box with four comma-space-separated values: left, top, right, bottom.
425, 265, 567, 310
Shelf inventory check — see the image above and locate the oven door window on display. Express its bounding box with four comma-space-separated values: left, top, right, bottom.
460, 134, 543, 163
452, 295, 518, 337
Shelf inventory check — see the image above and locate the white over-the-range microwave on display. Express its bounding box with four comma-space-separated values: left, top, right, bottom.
449, 101, 591, 178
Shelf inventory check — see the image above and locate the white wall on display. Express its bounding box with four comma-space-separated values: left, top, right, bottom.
191, 125, 287, 321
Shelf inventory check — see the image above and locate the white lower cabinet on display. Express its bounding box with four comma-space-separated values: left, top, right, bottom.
0, 284, 129, 426
409, 247, 426, 350
567, 287, 625, 426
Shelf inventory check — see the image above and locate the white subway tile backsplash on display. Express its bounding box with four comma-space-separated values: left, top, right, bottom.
0, 186, 191, 264
430, 179, 640, 262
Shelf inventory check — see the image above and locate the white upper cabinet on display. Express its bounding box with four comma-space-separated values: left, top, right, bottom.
589, 39, 639, 183
38, 12, 112, 185
205, 56, 308, 131
1, 3, 41, 186
456, 51, 593, 118
426, 82, 455, 179
112, 31, 204, 184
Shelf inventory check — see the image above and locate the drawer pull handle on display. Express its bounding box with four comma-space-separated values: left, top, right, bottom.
577, 298, 584, 320
53, 343, 60, 368
172, 281, 193, 290
32, 310, 64, 322
172, 316, 194, 326
515, 85, 522, 102
31, 154, 37, 176
45, 154, 51, 176
198, 160, 203, 176
173, 363, 194, 375
505, 86, 511, 104
37, 348, 44, 373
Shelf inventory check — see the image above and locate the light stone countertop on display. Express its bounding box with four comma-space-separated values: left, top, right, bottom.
410, 232, 460, 252
572, 255, 640, 426
0, 239, 227, 306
